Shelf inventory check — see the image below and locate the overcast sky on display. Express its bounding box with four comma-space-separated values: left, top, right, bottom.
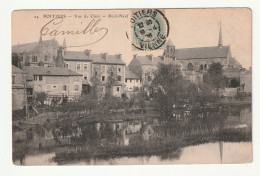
12, 8, 251, 68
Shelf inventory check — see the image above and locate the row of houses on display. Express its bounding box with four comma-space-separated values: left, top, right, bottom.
12, 24, 251, 111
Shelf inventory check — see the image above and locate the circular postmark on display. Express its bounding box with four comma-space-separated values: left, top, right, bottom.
130, 9, 169, 50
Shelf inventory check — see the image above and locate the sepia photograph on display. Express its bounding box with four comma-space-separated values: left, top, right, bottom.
11, 8, 252, 166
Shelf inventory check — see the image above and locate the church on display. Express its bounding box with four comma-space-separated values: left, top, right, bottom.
128, 23, 243, 90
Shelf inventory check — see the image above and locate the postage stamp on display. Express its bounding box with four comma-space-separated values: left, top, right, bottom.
130, 9, 169, 50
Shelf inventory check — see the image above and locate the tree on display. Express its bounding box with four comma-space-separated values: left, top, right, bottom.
151, 63, 199, 119
34, 92, 48, 107
203, 62, 229, 89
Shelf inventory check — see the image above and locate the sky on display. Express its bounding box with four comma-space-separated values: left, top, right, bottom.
12, 8, 251, 68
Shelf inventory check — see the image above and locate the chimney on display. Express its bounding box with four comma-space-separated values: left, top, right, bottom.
84, 49, 91, 57
147, 54, 153, 60
55, 47, 64, 67
101, 53, 108, 60
117, 54, 122, 59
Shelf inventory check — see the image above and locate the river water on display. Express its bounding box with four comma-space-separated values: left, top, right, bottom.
13, 107, 252, 165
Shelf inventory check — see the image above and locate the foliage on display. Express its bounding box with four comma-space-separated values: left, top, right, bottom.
151, 63, 199, 118
203, 62, 229, 89
34, 92, 48, 107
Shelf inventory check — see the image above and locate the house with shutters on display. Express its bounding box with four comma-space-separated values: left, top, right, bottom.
91, 53, 126, 97
23, 66, 83, 103
63, 49, 93, 94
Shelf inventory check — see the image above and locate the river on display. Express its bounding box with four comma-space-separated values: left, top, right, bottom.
12, 107, 252, 165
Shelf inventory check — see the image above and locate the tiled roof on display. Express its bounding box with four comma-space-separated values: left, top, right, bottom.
12, 38, 59, 53
63, 51, 92, 61
175, 46, 230, 60
125, 69, 140, 79
92, 54, 125, 65
23, 66, 82, 76
12, 65, 26, 74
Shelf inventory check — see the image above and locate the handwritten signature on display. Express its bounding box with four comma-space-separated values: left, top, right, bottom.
40, 18, 108, 48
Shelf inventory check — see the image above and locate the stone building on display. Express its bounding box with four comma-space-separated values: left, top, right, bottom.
125, 68, 142, 97
12, 65, 27, 110
23, 66, 83, 103
91, 53, 126, 97
63, 49, 93, 94
12, 36, 64, 67
128, 23, 242, 92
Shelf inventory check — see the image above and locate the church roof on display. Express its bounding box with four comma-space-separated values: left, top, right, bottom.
92, 54, 125, 65
228, 57, 242, 68
63, 51, 92, 61
175, 46, 230, 60
23, 66, 82, 76
12, 38, 60, 53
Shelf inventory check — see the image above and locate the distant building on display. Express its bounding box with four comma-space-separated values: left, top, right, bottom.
91, 53, 126, 97
12, 37, 64, 67
244, 68, 252, 94
128, 23, 243, 94
125, 68, 142, 97
23, 66, 83, 103
12, 65, 27, 110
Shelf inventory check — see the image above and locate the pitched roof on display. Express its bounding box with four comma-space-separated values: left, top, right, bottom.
166, 39, 175, 47
125, 69, 140, 79
12, 38, 60, 53
63, 51, 92, 61
134, 55, 160, 65
228, 57, 242, 68
23, 66, 82, 76
175, 46, 230, 60
92, 54, 125, 65
12, 65, 26, 74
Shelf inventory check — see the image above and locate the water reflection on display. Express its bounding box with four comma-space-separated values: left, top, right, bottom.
12, 107, 252, 165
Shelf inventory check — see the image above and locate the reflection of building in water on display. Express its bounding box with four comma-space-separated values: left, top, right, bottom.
117, 122, 155, 146
140, 125, 154, 141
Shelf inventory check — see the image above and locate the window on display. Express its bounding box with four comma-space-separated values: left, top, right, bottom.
130, 79, 132, 83
125, 79, 127, 83
117, 87, 120, 92
101, 65, 106, 72
44, 55, 48, 61
148, 76, 152, 82
95, 71, 98, 76
117, 75, 122, 81
63, 85, 67, 91
65, 64, 69, 68
52, 85, 57, 89
34, 76, 37, 81
12, 76, 15, 84
32, 56, 38, 62
77, 64, 80, 70
84, 76, 87, 80
110, 71, 114, 76
117, 66, 121, 73
75, 85, 79, 91
84, 64, 87, 70
39, 76, 42, 81
102, 75, 105, 81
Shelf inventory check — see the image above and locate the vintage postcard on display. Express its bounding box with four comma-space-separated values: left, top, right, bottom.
11, 8, 252, 165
